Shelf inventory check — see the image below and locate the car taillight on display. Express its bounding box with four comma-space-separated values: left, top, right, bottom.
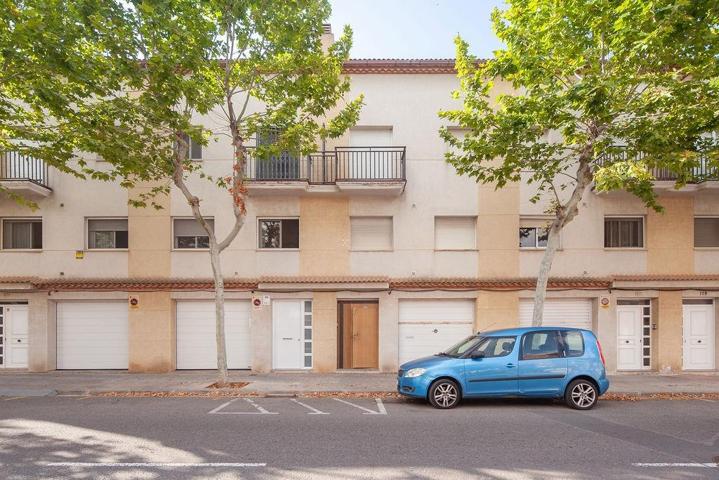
596, 339, 606, 367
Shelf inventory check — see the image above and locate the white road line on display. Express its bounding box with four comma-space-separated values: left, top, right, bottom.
2, 397, 24, 401
45, 462, 266, 468
208, 398, 278, 415
291, 398, 329, 415
632, 463, 718, 468
333, 398, 387, 415
208, 398, 240, 414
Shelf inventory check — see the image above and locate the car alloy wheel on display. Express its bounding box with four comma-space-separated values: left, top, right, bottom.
429, 379, 460, 409
566, 379, 597, 410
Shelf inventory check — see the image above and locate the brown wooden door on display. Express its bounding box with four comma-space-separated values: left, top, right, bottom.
340, 302, 379, 369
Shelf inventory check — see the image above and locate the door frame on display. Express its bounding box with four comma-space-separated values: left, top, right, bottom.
682, 299, 716, 371
0, 303, 29, 369
337, 300, 379, 369
272, 299, 312, 370
616, 299, 652, 371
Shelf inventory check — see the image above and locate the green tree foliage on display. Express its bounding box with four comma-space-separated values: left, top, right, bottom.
440, 0, 719, 325
121, 0, 362, 381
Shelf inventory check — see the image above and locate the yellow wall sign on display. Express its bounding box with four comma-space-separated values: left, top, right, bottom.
75, 250, 84, 260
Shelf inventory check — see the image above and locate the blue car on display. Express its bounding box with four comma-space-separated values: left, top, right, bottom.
398, 327, 609, 410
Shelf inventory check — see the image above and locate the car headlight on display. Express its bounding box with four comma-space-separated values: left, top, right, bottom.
405, 368, 427, 378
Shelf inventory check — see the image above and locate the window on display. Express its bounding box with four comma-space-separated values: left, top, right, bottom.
173, 218, 213, 249
561, 331, 584, 358
259, 218, 299, 249
521, 331, 561, 360
87, 219, 128, 249
694, 217, 719, 247
350, 217, 393, 251
434, 216, 476, 250
303, 300, 313, 368
519, 226, 549, 248
604, 217, 644, 248
177, 132, 202, 160
471, 336, 517, 358
2, 219, 42, 249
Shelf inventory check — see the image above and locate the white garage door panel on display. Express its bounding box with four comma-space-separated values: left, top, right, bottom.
398, 299, 475, 365
57, 302, 129, 369
176, 301, 251, 369
519, 299, 592, 330
399, 323, 473, 365
399, 299, 475, 324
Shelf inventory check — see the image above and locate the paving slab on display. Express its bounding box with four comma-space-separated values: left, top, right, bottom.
1, 370, 719, 396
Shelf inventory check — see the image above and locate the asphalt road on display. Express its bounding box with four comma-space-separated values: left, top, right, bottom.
1, 395, 718, 479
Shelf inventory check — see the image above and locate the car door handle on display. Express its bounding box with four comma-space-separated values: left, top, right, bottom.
506, 363, 516, 368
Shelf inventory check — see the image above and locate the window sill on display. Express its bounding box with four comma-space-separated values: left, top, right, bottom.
351, 249, 394, 253
86, 248, 129, 252
694, 247, 719, 251
520, 247, 564, 252
0, 249, 43, 253
256, 248, 300, 252
434, 248, 478, 252
172, 248, 210, 252
603, 247, 647, 251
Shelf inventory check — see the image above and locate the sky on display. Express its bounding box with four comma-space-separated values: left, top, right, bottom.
328, 0, 505, 59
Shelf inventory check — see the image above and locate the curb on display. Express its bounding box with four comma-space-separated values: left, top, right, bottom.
35, 390, 719, 400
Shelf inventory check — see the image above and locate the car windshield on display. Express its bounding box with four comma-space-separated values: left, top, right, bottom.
441, 335, 484, 357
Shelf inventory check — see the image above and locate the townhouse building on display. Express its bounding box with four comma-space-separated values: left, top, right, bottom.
0, 26, 717, 376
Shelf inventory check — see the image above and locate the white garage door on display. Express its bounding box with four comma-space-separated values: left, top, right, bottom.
519, 299, 593, 330
57, 302, 128, 369
398, 299, 474, 365
176, 301, 251, 369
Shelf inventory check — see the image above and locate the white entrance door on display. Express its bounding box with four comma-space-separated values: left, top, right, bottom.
57, 301, 129, 369
616, 306, 643, 370
176, 301, 252, 369
683, 303, 715, 370
519, 299, 593, 330
398, 299, 475, 365
0, 305, 29, 368
273, 300, 305, 369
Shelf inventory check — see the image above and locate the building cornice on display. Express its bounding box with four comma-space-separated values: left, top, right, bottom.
342, 59, 460, 74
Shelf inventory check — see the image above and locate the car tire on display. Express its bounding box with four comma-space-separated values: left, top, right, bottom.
565, 379, 598, 410
428, 379, 461, 409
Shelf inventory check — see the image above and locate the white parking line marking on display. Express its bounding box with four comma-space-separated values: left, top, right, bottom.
2, 397, 24, 401
632, 463, 718, 468
208, 398, 278, 415
45, 462, 266, 468
333, 398, 387, 415
291, 398, 329, 415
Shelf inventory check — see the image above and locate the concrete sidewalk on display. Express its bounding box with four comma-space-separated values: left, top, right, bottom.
1, 370, 719, 397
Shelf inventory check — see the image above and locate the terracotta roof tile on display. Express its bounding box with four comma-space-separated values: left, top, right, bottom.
343, 59, 460, 74
259, 276, 388, 284
390, 277, 612, 290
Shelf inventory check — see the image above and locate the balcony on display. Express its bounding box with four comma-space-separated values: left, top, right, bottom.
245, 146, 406, 195
597, 148, 718, 192
0, 151, 51, 197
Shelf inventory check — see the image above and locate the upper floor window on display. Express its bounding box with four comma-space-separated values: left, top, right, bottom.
259, 218, 299, 249
87, 218, 128, 249
2, 218, 42, 250
173, 218, 213, 249
519, 219, 551, 249
434, 216, 476, 250
694, 217, 719, 248
350, 216, 393, 251
604, 217, 644, 248
177, 132, 202, 161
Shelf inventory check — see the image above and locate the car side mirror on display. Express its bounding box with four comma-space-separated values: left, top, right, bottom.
471, 351, 485, 360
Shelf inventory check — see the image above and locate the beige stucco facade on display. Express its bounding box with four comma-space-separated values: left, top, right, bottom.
1, 55, 717, 377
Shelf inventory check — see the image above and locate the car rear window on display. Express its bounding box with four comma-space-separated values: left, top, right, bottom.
562, 331, 584, 357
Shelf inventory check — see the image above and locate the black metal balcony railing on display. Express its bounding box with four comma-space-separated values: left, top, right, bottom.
598, 148, 718, 183
1, 151, 50, 188
245, 146, 406, 184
